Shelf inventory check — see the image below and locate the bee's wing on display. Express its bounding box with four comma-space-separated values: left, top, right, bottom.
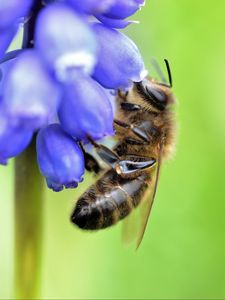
135, 157, 161, 249
122, 200, 140, 245
122, 142, 162, 249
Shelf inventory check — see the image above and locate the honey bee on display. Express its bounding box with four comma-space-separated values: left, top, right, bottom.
71, 60, 176, 248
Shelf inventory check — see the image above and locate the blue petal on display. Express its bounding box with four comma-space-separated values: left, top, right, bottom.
0, 0, 32, 29
92, 23, 147, 89
58, 71, 114, 141
35, 3, 98, 82
0, 23, 18, 61
0, 110, 33, 165
0, 54, 17, 96
95, 14, 136, 29
66, 0, 114, 14
2, 50, 61, 129
36, 124, 85, 192
103, 0, 145, 19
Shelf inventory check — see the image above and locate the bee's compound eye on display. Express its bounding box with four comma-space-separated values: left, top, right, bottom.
145, 86, 167, 110
146, 87, 166, 104
136, 81, 168, 111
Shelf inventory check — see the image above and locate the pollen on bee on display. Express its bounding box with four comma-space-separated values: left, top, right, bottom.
115, 164, 123, 175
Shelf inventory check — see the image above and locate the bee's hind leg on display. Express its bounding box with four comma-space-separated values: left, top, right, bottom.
87, 137, 156, 178
79, 142, 102, 175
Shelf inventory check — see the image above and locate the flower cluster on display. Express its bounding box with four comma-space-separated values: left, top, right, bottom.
0, 0, 146, 191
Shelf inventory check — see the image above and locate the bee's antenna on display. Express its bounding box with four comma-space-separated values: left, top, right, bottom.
151, 59, 173, 88
151, 59, 167, 84
164, 59, 172, 88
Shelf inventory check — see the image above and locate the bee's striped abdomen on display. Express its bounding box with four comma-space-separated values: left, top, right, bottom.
71, 170, 150, 230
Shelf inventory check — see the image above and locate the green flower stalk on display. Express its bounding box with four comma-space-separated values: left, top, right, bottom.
14, 138, 44, 299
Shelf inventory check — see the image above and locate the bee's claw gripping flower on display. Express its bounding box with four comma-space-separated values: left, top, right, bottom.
92, 23, 147, 90
2, 50, 61, 130
0, 111, 33, 165
58, 71, 114, 141
0, 0, 32, 30
35, 3, 98, 82
36, 124, 85, 192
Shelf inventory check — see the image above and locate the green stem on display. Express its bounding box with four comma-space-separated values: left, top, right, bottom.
14, 137, 44, 299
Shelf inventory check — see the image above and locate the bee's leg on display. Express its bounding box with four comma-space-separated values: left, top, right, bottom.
87, 137, 120, 167
87, 137, 156, 178
115, 155, 156, 178
118, 90, 128, 100
114, 119, 150, 144
79, 142, 102, 174
120, 102, 141, 111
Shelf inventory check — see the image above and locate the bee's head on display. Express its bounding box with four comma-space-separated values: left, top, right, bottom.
135, 78, 174, 111
134, 59, 174, 112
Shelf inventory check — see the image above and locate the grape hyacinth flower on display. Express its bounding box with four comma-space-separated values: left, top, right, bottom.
0, 0, 147, 191
0, 1, 148, 298
0, 0, 32, 29
95, 0, 146, 28
0, 23, 19, 61
36, 124, 85, 192
0, 107, 33, 165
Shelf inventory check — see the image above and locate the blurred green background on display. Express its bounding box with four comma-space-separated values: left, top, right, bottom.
1, 0, 225, 299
